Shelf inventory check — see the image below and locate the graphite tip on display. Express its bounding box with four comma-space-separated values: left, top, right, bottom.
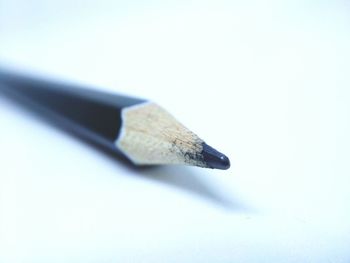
201, 143, 230, 170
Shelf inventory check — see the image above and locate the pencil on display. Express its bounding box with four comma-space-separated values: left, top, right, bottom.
0, 70, 230, 170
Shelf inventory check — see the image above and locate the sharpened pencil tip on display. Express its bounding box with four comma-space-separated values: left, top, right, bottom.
201, 143, 230, 170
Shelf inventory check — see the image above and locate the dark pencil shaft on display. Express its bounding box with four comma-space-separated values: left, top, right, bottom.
0, 71, 145, 149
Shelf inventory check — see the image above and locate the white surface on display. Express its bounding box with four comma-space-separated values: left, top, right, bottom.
0, 0, 350, 262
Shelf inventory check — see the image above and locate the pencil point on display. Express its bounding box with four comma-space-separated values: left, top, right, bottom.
201, 143, 230, 170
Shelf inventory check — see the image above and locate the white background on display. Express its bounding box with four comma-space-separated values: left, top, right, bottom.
1, 0, 350, 262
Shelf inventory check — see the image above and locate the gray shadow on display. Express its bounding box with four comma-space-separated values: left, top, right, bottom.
126, 165, 254, 212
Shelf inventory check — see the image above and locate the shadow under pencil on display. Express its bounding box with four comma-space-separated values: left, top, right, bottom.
133, 166, 254, 212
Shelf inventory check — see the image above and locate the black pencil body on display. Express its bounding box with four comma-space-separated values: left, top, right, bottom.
0, 71, 144, 156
